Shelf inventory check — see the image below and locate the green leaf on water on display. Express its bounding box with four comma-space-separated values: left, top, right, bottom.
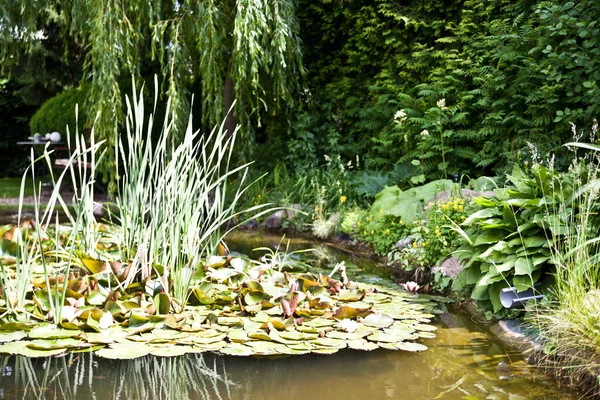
0, 330, 27, 343
96, 343, 152, 359
362, 313, 394, 328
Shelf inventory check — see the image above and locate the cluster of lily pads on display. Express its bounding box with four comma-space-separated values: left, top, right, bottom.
0, 222, 439, 359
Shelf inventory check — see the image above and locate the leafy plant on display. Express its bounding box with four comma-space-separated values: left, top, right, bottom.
453, 164, 576, 316
29, 86, 90, 144
388, 197, 468, 274
368, 179, 455, 224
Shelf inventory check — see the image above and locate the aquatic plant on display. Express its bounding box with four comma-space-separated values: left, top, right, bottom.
0, 82, 438, 359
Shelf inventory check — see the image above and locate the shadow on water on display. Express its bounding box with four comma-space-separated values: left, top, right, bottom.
0, 232, 579, 399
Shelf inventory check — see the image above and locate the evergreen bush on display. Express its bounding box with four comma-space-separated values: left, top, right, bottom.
29, 86, 90, 144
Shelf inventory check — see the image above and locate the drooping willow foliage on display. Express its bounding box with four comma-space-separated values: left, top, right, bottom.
0, 0, 304, 189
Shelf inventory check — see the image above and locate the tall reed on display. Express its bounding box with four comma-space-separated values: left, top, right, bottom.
113, 78, 269, 308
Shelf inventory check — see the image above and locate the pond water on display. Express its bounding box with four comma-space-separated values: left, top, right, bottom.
0, 232, 577, 399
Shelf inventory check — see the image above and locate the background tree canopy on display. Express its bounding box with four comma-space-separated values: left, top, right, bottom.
0, 0, 304, 189
1, 0, 599, 184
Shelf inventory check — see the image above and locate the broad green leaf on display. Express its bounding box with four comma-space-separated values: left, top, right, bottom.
474, 230, 505, 246
514, 258, 533, 276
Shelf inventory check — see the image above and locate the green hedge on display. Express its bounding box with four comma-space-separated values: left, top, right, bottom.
29, 86, 90, 144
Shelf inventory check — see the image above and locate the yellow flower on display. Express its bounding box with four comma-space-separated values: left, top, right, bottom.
400, 220, 404, 225
386, 229, 390, 235
379, 208, 383, 214
435, 228, 440, 236
422, 242, 426, 247
459, 205, 464, 212
461, 215, 466, 220
370, 230, 374, 235
357, 221, 361, 227
340, 195, 347, 203
363, 230, 367, 235
412, 242, 417, 248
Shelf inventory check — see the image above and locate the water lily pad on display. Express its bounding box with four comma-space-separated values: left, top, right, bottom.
337, 289, 366, 302
96, 343, 152, 359
414, 323, 437, 332
326, 330, 371, 340
278, 331, 318, 341
29, 325, 81, 339
396, 342, 428, 352
347, 339, 379, 351
228, 329, 249, 343
311, 337, 346, 348
186, 332, 227, 345
150, 345, 192, 357
415, 331, 436, 339
367, 332, 409, 343
247, 331, 272, 341
0, 341, 67, 357
362, 313, 394, 328
220, 342, 254, 356
332, 306, 372, 320
377, 342, 398, 350
311, 347, 338, 355
0, 330, 27, 343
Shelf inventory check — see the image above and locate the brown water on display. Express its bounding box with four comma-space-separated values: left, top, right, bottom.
0, 232, 578, 399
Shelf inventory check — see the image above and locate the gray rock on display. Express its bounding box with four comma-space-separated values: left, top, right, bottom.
285, 204, 303, 220
265, 210, 287, 230
396, 236, 414, 250
432, 256, 464, 278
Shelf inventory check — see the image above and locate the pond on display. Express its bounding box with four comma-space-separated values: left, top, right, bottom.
0, 232, 577, 399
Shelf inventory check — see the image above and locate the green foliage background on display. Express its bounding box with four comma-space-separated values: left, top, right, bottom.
277, 0, 600, 180
29, 86, 89, 143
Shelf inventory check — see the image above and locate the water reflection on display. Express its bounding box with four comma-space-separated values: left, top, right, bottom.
0, 232, 578, 399
0, 312, 576, 400
0, 353, 236, 400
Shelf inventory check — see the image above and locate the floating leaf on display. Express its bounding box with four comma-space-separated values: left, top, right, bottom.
96, 343, 152, 359
29, 325, 81, 339
0, 331, 27, 343
0, 341, 67, 357
333, 306, 372, 320
154, 293, 171, 315
347, 339, 379, 351
396, 342, 428, 352
362, 313, 394, 328
150, 345, 192, 357
81, 257, 109, 274
337, 289, 366, 302
220, 342, 254, 356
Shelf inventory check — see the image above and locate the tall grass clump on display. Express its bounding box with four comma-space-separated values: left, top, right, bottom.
0, 110, 105, 323
532, 122, 600, 391
113, 79, 268, 308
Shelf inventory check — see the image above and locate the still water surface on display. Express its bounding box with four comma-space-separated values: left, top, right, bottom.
0, 232, 577, 399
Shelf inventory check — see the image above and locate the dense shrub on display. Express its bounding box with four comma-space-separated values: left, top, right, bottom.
29, 86, 90, 144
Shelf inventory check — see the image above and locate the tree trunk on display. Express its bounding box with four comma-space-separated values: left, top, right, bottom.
223, 63, 236, 138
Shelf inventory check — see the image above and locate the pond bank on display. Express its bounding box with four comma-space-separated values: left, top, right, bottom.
241, 226, 598, 398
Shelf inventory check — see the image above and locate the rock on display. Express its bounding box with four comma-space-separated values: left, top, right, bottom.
395, 236, 414, 250
432, 256, 464, 278
285, 204, 303, 220
93, 201, 104, 217
265, 210, 287, 230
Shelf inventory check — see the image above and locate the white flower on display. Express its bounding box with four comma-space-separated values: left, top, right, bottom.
436, 98, 448, 111
402, 281, 420, 293
420, 129, 429, 137
394, 109, 407, 126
